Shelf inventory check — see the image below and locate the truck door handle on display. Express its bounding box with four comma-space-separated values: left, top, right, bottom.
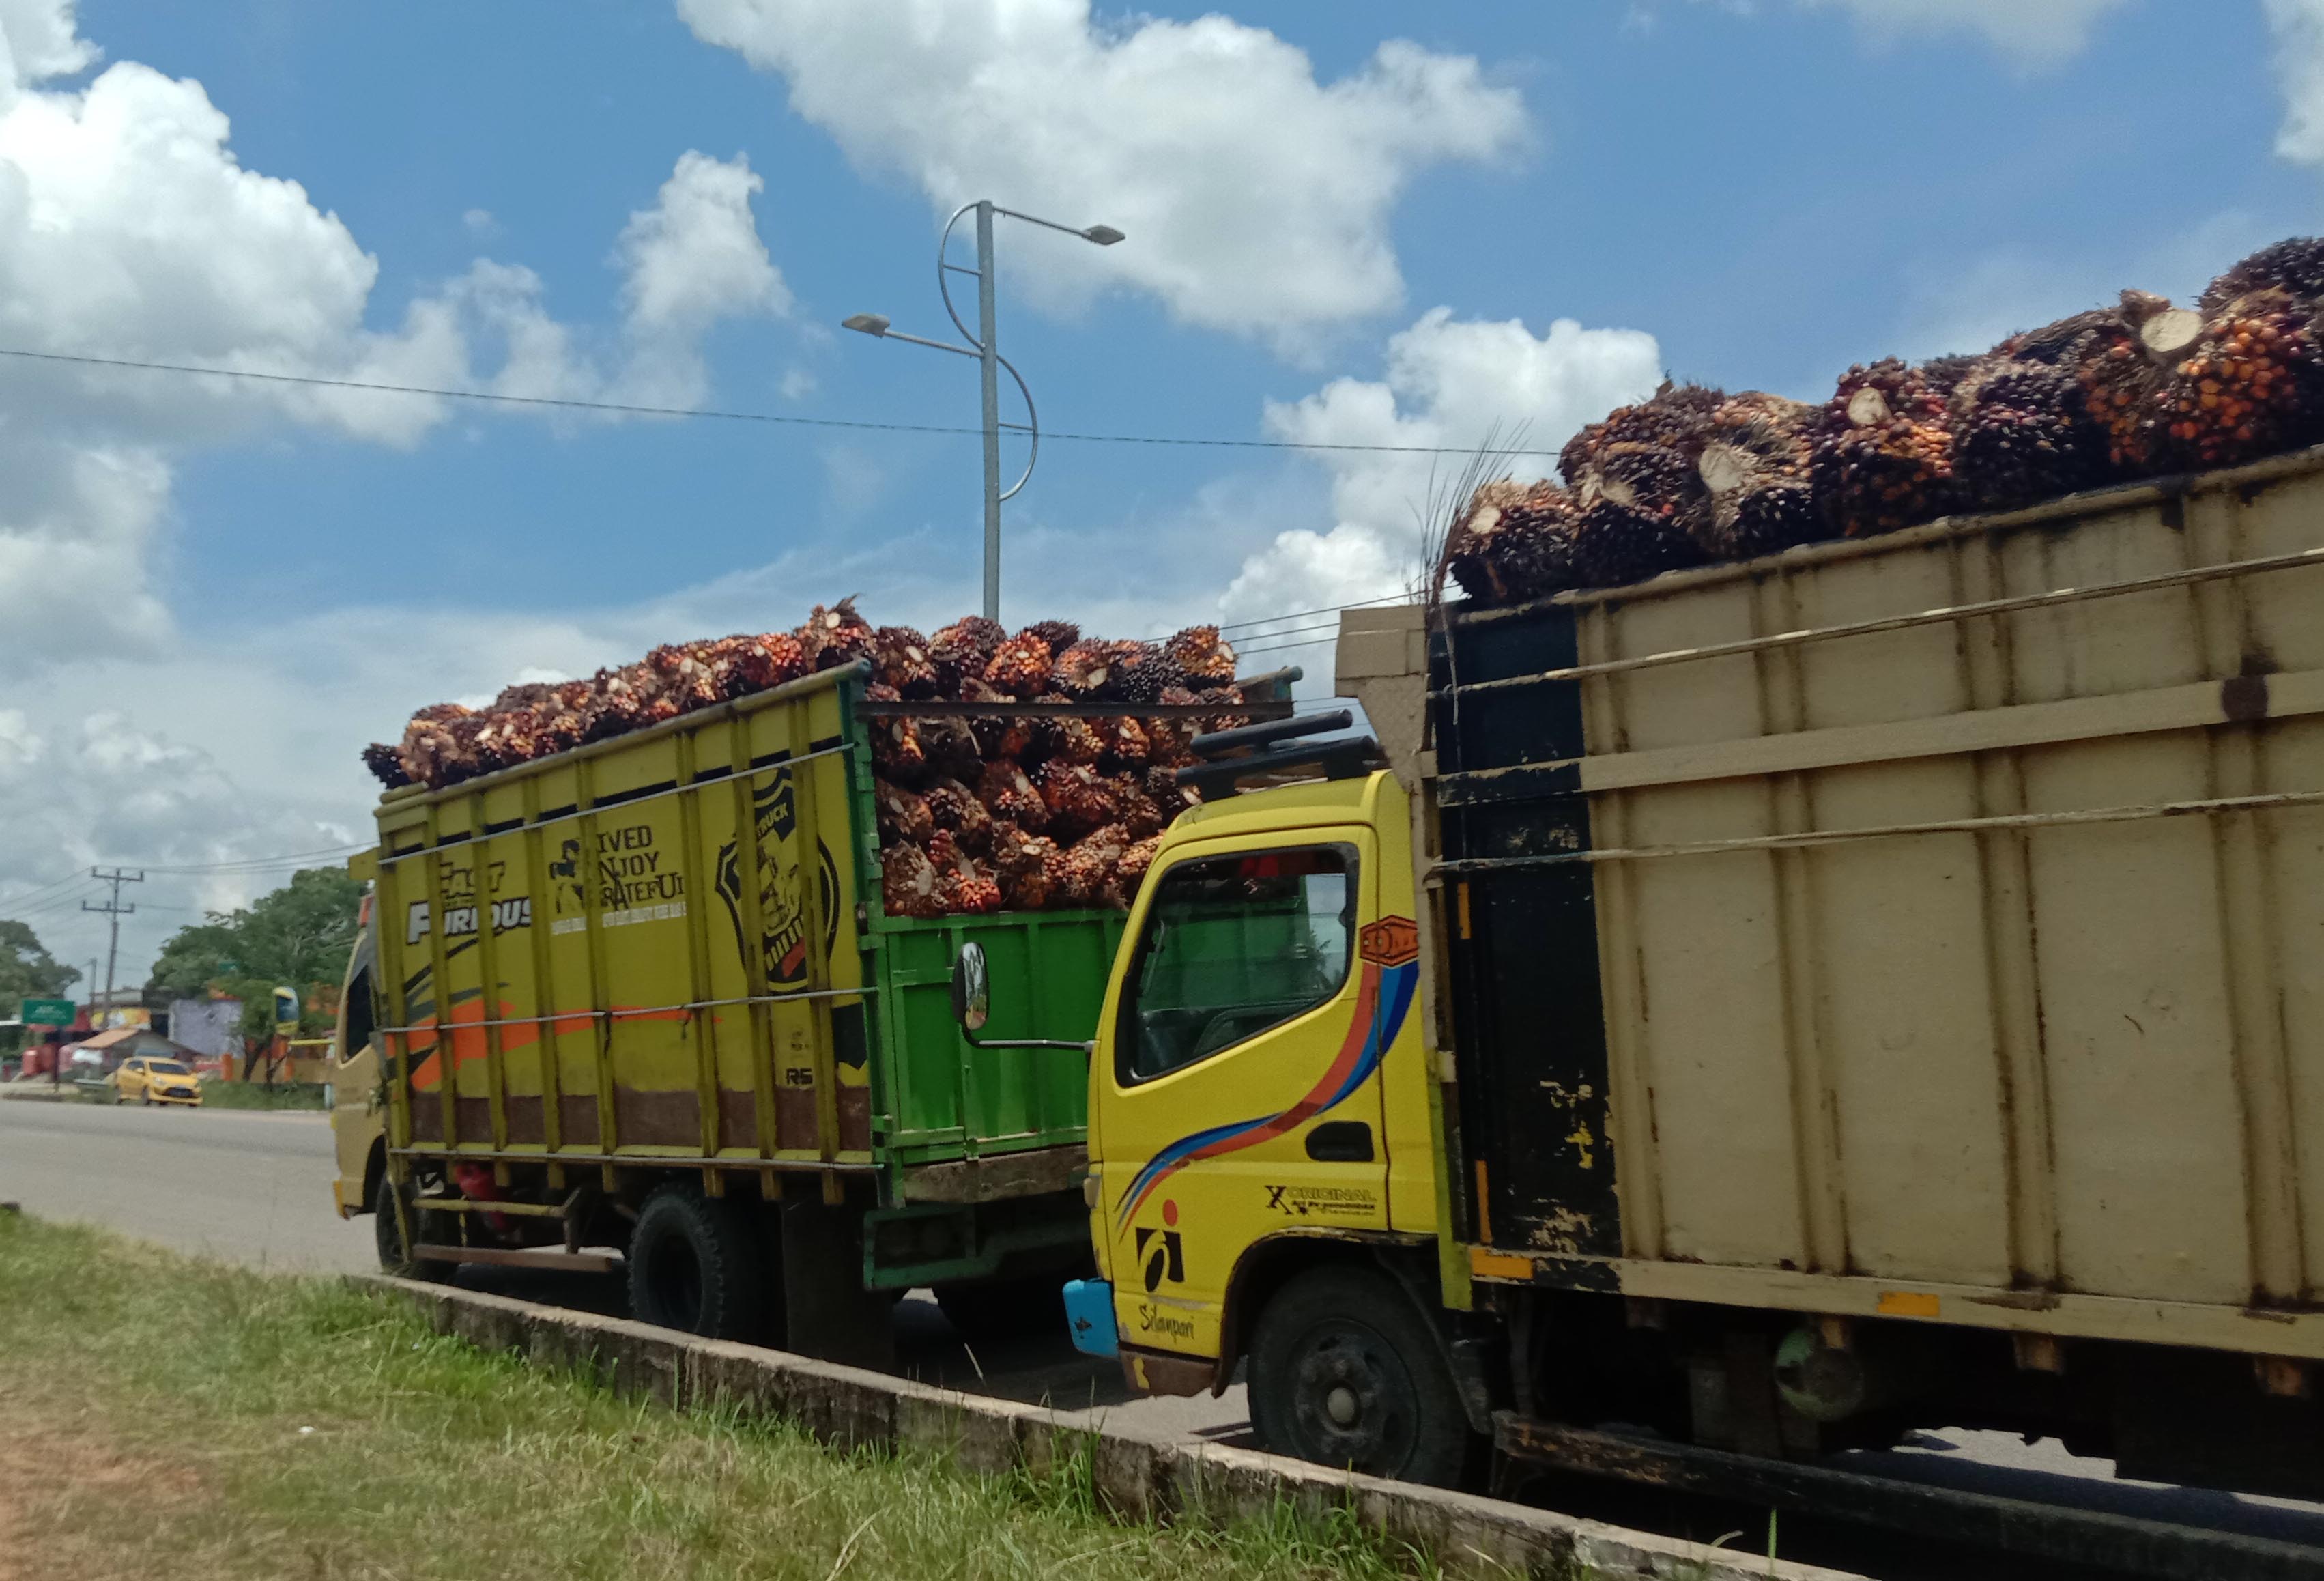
1306, 1121, 1374, 1163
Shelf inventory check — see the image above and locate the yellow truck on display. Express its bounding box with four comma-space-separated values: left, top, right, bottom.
1029, 446, 2324, 1505
328, 663, 1285, 1363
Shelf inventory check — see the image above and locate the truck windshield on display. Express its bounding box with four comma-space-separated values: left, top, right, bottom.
1115, 844, 1356, 1083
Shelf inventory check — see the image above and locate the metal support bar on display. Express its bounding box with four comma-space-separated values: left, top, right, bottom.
412, 1244, 622, 1274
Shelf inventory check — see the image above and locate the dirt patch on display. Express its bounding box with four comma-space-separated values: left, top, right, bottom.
0, 1385, 207, 1581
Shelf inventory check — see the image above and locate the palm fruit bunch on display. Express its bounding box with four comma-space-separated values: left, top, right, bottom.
1034, 759, 1121, 843
986, 822, 1061, 909
880, 842, 942, 920
872, 626, 938, 698
983, 631, 1055, 697
1558, 381, 1721, 500
1034, 699, 1104, 765
1690, 393, 1822, 560
928, 616, 1005, 693
874, 778, 934, 846
644, 642, 722, 713
863, 683, 928, 780
977, 760, 1047, 830
797, 597, 874, 672
1119, 835, 1161, 889
923, 775, 993, 853
1053, 638, 1117, 697
2147, 289, 2324, 470
928, 831, 1001, 914
1947, 352, 2110, 513
2054, 290, 2192, 478
361, 741, 412, 788
1164, 625, 1237, 685
2199, 238, 2324, 315
1444, 478, 1579, 602
1024, 618, 1081, 654
715, 631, 809, 699
1093, 714, 1148, 771
1811, 358, 1964, 537
1108, 640, 1181, 705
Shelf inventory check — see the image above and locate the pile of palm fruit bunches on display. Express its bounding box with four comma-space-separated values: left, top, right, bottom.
361, 606, 1247, 917
1448, 236, 2324, 603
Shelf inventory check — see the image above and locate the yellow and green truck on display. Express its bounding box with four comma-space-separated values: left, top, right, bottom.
328, 663, 1282, 1363
1037, 447, 2324, 1506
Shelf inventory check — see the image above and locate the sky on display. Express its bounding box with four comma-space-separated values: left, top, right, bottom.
1, 0, 2321, 984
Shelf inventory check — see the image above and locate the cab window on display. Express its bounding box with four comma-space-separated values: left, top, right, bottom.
343, 966, 376, 1062
1115, 844, 1355, 1084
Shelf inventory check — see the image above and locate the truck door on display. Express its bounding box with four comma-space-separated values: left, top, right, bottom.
1096, 833, 1399, 1368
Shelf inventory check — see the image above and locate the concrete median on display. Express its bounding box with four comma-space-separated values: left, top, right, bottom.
364, 1274, 1862, 1581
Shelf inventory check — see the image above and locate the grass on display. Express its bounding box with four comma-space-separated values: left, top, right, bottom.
0, 1214, 1448, 1581
195, 1080, 329, 1111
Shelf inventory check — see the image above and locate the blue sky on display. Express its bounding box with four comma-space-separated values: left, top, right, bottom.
5, 0, 2321, 977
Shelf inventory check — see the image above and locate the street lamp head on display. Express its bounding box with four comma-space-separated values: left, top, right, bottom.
1080, 225, 1125, 246
841, 313, 891, 337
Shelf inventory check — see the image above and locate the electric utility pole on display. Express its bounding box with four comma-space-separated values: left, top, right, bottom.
83, 868, 143, 1029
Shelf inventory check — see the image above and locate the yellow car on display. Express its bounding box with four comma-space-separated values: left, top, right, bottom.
113, 1057, 203, 1107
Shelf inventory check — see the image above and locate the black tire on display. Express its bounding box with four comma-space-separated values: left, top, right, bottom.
1247, 1265, 1476, 1487
374, 1174, 456, 1282
934, 1273, 1066, 1343
627, 1183, 775, 1343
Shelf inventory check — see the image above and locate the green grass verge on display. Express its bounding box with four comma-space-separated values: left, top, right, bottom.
196, 1079, 329, 1111
0, 1214, 1446, 1581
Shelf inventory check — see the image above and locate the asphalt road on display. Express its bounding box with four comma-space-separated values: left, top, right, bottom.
0, 1094, 1247, 1444
8, 1094, 2324, 1569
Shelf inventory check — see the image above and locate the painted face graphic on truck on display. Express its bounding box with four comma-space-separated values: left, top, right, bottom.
715, 767, 840, 991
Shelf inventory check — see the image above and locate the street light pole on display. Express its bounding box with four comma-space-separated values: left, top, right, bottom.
844, 202, 1122, 627
975, 201, 1003, 624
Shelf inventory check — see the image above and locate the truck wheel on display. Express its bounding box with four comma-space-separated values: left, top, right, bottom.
934, 1273, 1065, 1343
1247, 1266, 1474, 1487
628, 1184, 772, 1343
373, 1176, 455, 1283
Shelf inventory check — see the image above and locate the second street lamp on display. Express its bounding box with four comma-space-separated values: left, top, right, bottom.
845, 200, 1123, 625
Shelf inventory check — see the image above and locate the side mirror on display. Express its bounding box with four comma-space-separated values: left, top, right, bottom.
951, 942, 991, 1033
947, 940, 1093, 1054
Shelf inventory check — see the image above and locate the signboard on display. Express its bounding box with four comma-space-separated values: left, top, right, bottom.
20, 998, 72, 1025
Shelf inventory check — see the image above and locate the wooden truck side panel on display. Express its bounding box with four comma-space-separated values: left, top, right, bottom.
1347, 447, 2324, 1358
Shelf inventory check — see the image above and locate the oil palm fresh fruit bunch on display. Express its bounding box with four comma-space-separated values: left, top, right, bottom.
1053, 638, 1117, 698
928, 831, 1001, 915
580, 668, 644, 742
1035, 759, 1119, 842
1063, 825, 1132, 909
1567, 497, 1706, 588
1811, 358, 1963, 537
1691, 393, 1822, 560
1145, 763, 1199, 823
719, 631, 809, 698
2148, 289, 2324, 470
987, 822, 1060, 909
1950, 356, 2108, 513
2200, 238, 2324, 315
645, 643, 722, 713
1112, 774, 1164, 838
1446, 479, 1580, 603
1119, 835, 1161, 889
1108, 640, 1180, 704
1441, 478, 1532, 601
864, 683, 927, 781
798, 597, 874, 671
362, 741, 411, 788
880, 842, 942, 919
874, 779, 934, 846
2058, 291, 2200, 477
1024, 618, 1081, 654
1191, 685, 1246, 734
923, 775, 994, 853
1095, 715, 1149, 771
982, 632, 1054, 697
1164, 625, 1237, 684
872, 626, 938, 698
1559, 382, 1722, 495
1033, 697, 1104, 765
929, 616, 1005, 694
977, 760, 1047, 831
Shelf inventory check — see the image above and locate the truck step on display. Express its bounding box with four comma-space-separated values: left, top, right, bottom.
412, 1243, 622, 1275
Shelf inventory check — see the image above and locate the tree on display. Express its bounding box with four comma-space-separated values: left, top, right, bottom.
0, 921, 79, 1053
147, 868, 364, 1072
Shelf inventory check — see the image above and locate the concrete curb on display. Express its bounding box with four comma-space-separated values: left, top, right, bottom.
361, 1275, 1863, 1581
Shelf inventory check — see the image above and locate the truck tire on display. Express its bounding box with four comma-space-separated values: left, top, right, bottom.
373, 1176, 455, 1283
934, 1273, 1065, 1343
1247, 1266, 1474, 1487
628, 1184, 772, 1343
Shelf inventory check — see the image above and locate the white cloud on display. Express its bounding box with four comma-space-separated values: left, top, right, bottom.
2269, 0, 2324, 163
461, 206, 494, 233
676, 0, 1525, 348
1220, 307, 1663, 633
1680, 0, 2129, 63
0, 2, 794, 974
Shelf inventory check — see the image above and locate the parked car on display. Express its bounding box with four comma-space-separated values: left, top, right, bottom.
113, 1057, 201, 1107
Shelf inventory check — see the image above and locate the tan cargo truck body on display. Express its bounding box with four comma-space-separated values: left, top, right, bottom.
1340, 447, 2324, 1363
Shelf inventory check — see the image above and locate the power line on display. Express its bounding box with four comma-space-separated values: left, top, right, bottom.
1218, 592, 1414, 635
0, 345, 1564, 459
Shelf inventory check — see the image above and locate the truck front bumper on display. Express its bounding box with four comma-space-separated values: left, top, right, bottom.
1063, 1279, 1118, 1358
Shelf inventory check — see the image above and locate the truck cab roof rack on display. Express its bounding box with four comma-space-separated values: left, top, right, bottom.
1178, 709, 1383, 797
